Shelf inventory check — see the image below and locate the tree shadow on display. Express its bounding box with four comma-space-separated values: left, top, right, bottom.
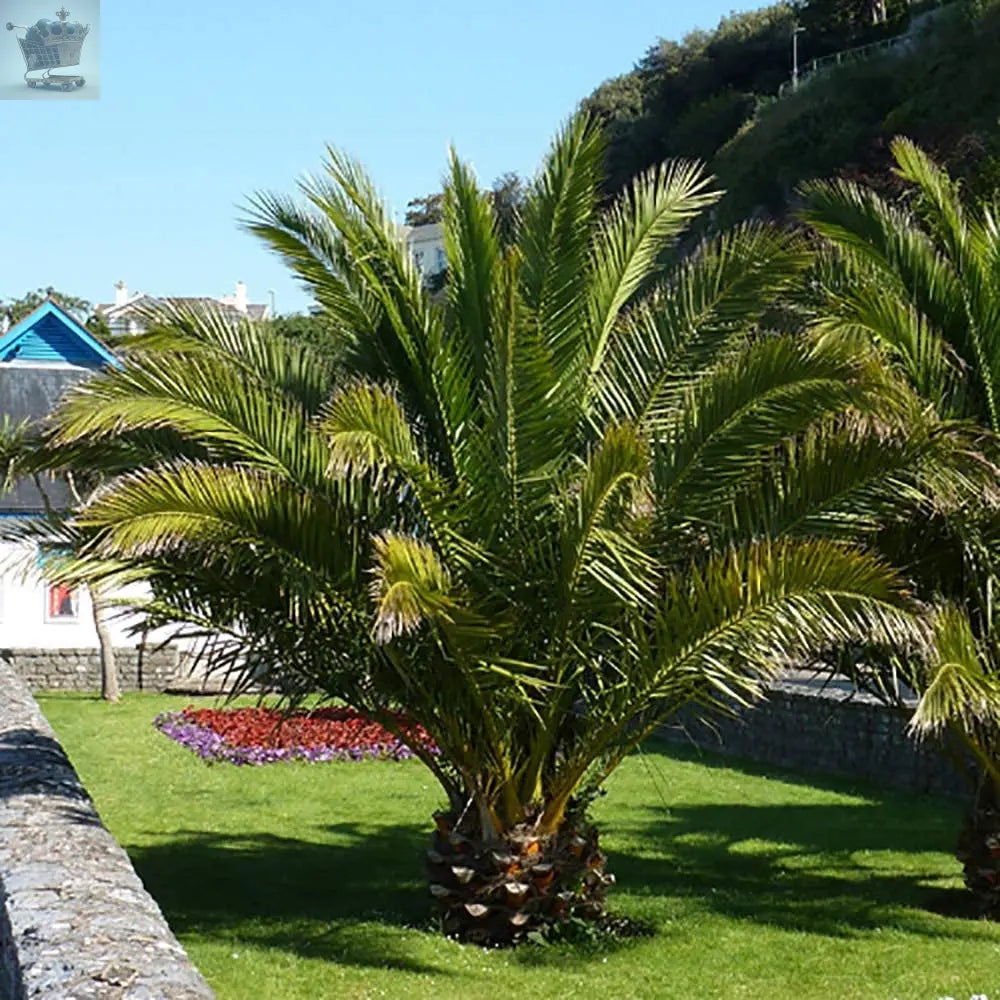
125, 744, 986, 972
129, 818, 668, 973
0, 726, 101, 826
602, 744, 982, 941
126, 820, 452, 973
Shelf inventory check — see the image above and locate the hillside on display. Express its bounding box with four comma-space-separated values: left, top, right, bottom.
582, 0, 1000, 219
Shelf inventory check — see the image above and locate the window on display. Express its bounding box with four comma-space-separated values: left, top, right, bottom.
435, 247, 447, 272
414, 250, 425, 273
45, 583, 79, 623
37, 546, 79, 623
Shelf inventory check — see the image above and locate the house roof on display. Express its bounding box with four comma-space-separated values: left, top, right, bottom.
97, 295, 271, 321
0, 300, 118, 368
0, 300, 118, 514
97, 294, 239, 317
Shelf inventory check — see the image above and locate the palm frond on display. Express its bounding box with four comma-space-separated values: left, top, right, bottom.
724, 409, 982, 544
519, 114, 604, 373
651, 539, 923, 710
558, 421, 657, 617
596, 224, 812, 429
49, 352, 328, 487
653, 333, 873, 525
127, 300, 340, 414
443, 150, 501, 391
910, 604, 1000, 739
322, 380, 421, 477
584, 159, 719, 387
370, 532, 456, 643
77, 462, 369, 586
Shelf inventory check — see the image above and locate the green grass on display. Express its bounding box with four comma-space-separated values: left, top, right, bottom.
37, 692, 1000, 1000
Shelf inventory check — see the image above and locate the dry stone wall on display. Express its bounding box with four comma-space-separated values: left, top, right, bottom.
1, 648, 181, 693
0, 661, 214, 999
660, 674, 968, 798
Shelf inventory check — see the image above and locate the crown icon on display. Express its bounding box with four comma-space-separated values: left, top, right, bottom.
19, 8, 90, 46
5, 6, 91, 89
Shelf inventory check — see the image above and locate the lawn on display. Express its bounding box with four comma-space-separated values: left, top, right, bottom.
38, 692, 1000, 1000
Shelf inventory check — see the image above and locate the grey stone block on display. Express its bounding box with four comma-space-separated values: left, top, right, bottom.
0, 662, 215, 999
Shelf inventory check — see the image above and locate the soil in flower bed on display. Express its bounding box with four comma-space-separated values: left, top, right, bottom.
154, 704, 437, 765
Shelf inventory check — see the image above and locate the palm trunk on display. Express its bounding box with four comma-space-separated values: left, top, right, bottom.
426, 806, 613, 946
956, 773, 1000, 915
90, 584, 120, 703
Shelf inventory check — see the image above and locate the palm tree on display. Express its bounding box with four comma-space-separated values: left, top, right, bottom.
801, 137, 1000, 913
46, 116, 934, 943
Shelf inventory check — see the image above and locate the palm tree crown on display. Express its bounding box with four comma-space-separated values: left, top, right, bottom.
802, 138, 1000, 914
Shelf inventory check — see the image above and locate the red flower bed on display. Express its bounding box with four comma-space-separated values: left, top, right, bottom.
153, 705, 437, 765
185, 705, 433, 751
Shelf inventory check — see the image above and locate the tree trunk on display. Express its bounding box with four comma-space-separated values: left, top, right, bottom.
956, 775, 1000, 915
426, 807, 613, 946
90, 584, 120, 703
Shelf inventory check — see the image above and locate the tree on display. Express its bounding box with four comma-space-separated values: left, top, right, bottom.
266, 312, 343, 358
405, 193, 444, 226
1, 287, 111, 341
488, 172, 527, 248
48, 116, 935, 944
801, 137, 1000, 913
798, 0, 909, 39
581, 4, 803, 195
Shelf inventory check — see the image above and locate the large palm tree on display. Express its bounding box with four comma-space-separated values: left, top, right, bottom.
45, 116, 938, 943
801, 137, 1000, 912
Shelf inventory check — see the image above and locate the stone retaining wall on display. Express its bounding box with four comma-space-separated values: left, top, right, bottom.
1, 648, 181, 694
661, 675, 969, 799
0, 661, 215, 999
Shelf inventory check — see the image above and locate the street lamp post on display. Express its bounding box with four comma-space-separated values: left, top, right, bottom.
792, 26, 806, 92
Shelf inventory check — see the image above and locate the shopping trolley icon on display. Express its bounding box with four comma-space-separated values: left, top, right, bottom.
5, 7, 90, 91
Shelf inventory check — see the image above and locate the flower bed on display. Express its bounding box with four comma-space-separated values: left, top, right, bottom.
153, 705, 436, 765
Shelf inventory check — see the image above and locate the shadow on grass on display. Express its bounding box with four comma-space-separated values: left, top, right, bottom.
603, 743, 982, 941
128, 820, 449, 973
129, 818, 658, 972
126, 747, 985, 971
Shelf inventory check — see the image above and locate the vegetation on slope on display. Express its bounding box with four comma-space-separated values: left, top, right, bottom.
581, 0, 1000, 220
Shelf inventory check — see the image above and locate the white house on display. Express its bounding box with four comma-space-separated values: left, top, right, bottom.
0, 300, 173, 650
403, 223, 447, 283
95, 279, 272, 338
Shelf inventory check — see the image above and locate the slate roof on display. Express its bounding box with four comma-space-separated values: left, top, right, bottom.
0, 300, 114, 514
97, 296, 271, 321
0, 366, 85, 512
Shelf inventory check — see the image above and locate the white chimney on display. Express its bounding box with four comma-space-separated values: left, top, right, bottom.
114, 280, 129, 307
234, 280, 248, 313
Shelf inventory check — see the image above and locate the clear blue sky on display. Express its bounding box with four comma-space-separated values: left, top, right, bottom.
0, 0, 766, 315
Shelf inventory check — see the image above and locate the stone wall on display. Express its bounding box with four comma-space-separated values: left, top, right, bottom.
0, 661, 214, 999
660, 674, 969, 799
1, 647, 181, 694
